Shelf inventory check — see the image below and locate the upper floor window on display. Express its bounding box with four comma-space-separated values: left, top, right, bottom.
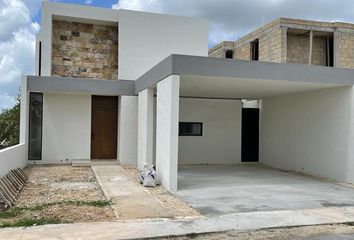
251, 39, 259, 61
326, 37, 334, 67
225, 50, 233, 59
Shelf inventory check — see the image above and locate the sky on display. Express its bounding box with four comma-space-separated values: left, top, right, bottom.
1, 0, 354, 111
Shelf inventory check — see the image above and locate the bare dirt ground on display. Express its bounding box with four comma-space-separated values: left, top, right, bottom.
0, 165, 115, 226
123, 167, 201, 218
154, 223, 354, 240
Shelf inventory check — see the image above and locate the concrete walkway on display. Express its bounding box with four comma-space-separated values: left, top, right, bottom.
1, 207, 354, 239
92, 166, 173, 219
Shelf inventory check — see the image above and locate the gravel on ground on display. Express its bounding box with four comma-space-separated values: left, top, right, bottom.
123, 167, 201, 218
0, 165, 115, 226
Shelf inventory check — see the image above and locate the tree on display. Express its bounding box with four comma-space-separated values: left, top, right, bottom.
0, 95, 20, 149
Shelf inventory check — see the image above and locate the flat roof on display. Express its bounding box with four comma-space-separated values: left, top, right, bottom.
136, 54, 354, 95
27, 76, 135, 96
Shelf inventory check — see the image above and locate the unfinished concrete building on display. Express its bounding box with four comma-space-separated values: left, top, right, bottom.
209, 18, 354, 68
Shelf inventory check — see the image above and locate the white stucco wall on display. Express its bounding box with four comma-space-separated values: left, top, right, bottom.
41, 93, 91, 164
179, 98, 242, 165
260, 87, 353, 182
118, 95, 138, 166
0, 144, 27, 177
348, 88, 354, 183
39, 3, 208, 81
118, 10, 208, 80
0, 76, 30, 176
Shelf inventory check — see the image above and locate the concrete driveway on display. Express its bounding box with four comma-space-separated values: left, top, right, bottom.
177, 165, 354, 216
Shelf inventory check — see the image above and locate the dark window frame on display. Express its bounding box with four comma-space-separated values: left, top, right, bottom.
325, 37, 334, 67
225, 50, 233, 59
251, 39, 259, 61
38, 41, 42, 76
179, 122, 203, 136
28, 92, 43, 160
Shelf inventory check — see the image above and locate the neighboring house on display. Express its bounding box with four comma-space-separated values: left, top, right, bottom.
3, 2, 354, 192
209, 17, 354, 68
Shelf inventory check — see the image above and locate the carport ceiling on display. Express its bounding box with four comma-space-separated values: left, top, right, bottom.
180, 75, 344, 99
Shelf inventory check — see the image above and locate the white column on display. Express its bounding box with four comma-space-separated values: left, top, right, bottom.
20, 76, 29, 145
156, 75, 180, 192
118, 96, 138, 166
138, 88, 154, 170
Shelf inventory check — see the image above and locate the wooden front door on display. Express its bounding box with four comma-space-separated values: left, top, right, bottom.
91, 96, 118, 159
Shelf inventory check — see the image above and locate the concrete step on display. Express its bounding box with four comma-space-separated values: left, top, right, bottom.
72, 159, 120, 167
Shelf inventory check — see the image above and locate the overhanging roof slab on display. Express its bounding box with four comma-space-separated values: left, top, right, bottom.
136, 55, 354, 98
27, 76, 135, 96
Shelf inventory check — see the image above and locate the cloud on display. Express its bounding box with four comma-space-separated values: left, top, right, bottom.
0, 0, 40, 110
112, 0, 354, 46
0, 0, 31, 41
0, 93, 16, 111
84, 0, 93, 4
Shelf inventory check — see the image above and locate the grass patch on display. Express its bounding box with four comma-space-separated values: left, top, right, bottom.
0, 217, 62, 228
66, 200, 111, 207
0, 200, 111, 220
0, 208, 22, 219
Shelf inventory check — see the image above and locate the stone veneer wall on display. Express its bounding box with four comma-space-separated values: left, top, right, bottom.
52, 20, 118, 80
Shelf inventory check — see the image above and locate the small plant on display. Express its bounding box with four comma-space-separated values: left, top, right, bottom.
66, 200, 111, 207
0, 217, 62, 228
0, 199, 111, 227
0, 208, 22, 219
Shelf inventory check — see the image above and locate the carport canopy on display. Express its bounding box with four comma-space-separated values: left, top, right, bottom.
136, 54, 354, 192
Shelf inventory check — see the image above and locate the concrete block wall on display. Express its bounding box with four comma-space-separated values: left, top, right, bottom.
210, 18, 354, 69
312, 37, 327, 65
287, 35, 327, 66
338, 31, 354, 68
234, 43, 251, 60
258, 27, 286, 63
287, 35, 309, 64
232, 26, 286, 62
52, 20, 118, 80
208, 41, 234, 58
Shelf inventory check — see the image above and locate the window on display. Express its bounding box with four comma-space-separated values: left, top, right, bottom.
38, 41, 42, 76
179, 122, 203, 136
251, 39, 259, 61
325, 37, 334, 67
225, 50, 233, 59
28, 92, 43, 160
